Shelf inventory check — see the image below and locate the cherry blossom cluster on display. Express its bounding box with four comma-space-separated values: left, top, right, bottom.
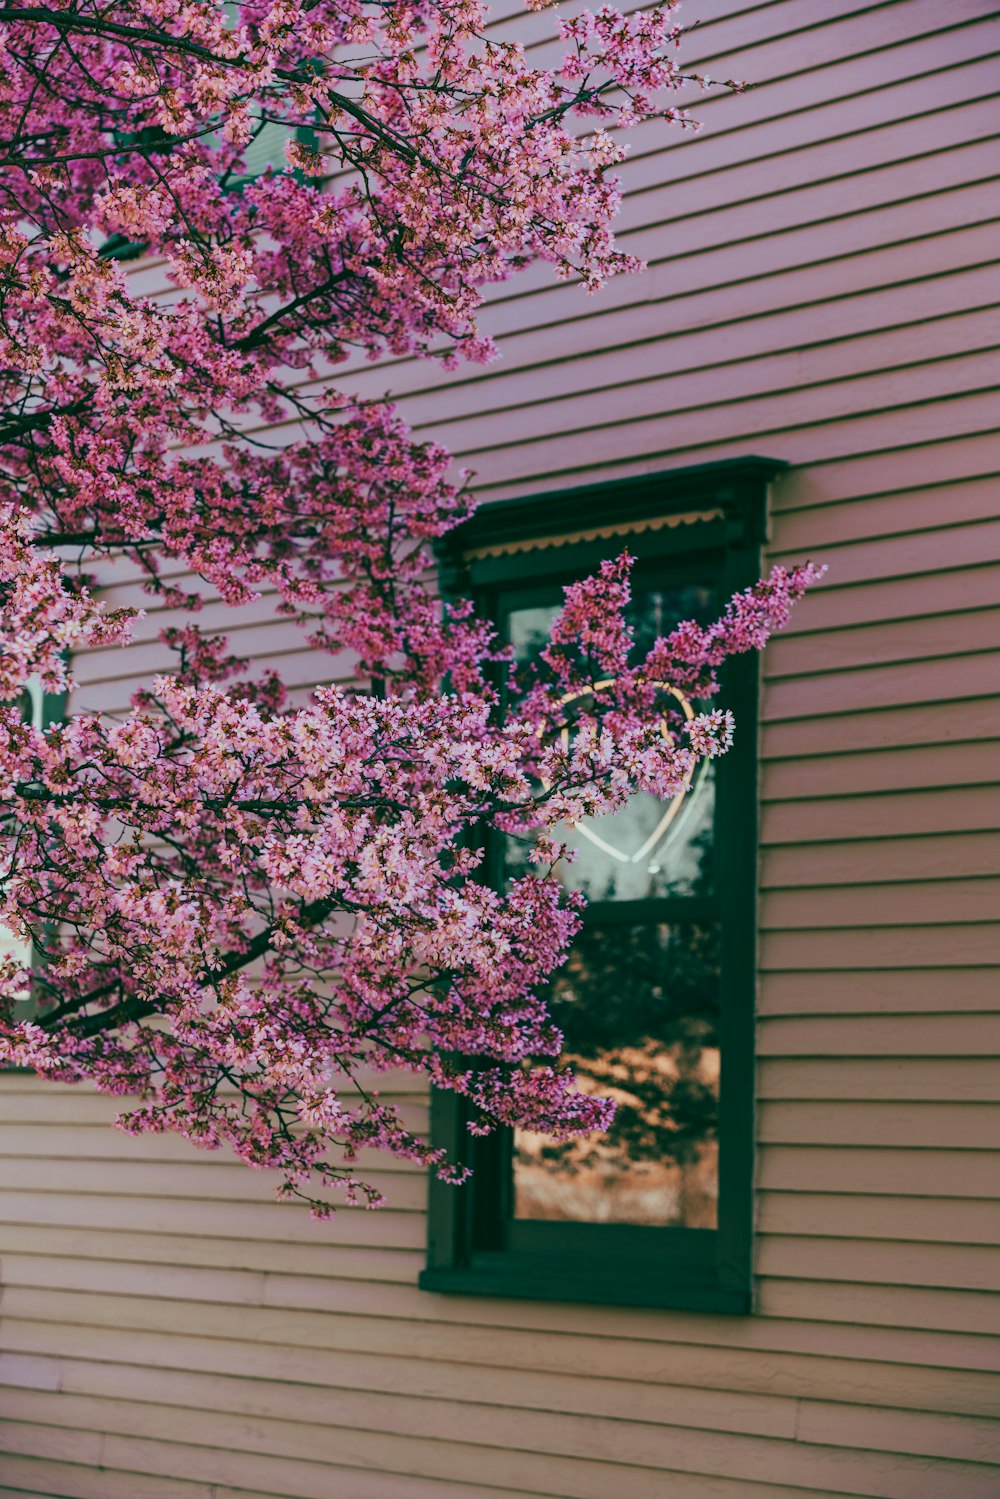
0, 506, 140, 699
0, 555, 818, 1211
0, 2, 815, 1212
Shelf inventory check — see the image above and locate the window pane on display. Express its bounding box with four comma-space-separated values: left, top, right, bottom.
506, 771, 714, 902
506, 579, 717, 901
243, 118, 290, 177
514, 921, 720, 1228
507, 579, 716, 674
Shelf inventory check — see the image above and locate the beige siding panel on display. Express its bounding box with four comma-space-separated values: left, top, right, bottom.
0, 1459, 215, 1499
683, 1, 1000, 93
762, 741, 1000, 800
0, 1121, 430, 1166
762, 562, 1000, 638
768, 608, 1000, 678
2, 1343, 996, 1465
759, 924, 1000, 971
75, 648, 361, 716
4, 1279, 997, 1372
282, 314, 1000, 462
6, 1313, 1000, 1419
444, 384, 1000, 498
357, 333, 1000, 459
772, 430, 1000, 509
353, 257, 1000, 422
758, 1056, 1000, 1102
0, 1254, 422, 1311
383, 314, 1000, 451
613, 120, 1000, 233
771, 474, 1000, 543
763, 786, 997, 848
472, 168, 1000, 349
0, 1440, 563, 1499
0, 1158, 426, 1210
759, 1101, 1000, 1151
793, 1400, 1000, 1465
760, 967, 1000, 1017
0, 1457, 559, 1499
0, 1360, 800, 1446
2, 1390, 998, 1499
757, 1146, 1000, 1199
6, 1288, 1000, 1391
757, 1192, 1000, 1247
71, 617, 342, 693
346, 258, 1000, 412
0, 1347, 800, 1441
0, 1433, 878, 1499
0, 1189, 424, 1249
761, 880, 1000, 928
757, 1236, 1000, 1294
8, 1, 1000, 1496
0, 1223, 423, 1284
512, 5, 1000, 190
763, 674, 993, 742
0, 1115, 427, 1162
760, 1001, 1000, 1055
761, 647, 1000, 724
0, 1084, 184, 1125
762, 701, 1000, 763
762, 832, 1000, 889
672, 44, 1000, 173
469, 390, 1000, 509
761, 788, 1000, 844
759, 1279, 1000, 1341
463, 219, 1000, 417
449, 243, 1000, 450
770, 523, 1000, 593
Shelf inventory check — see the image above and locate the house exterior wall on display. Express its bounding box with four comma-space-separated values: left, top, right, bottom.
2, 1, 1000, 1495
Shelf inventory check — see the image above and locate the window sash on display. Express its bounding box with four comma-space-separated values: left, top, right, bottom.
422, 459, 780, 1313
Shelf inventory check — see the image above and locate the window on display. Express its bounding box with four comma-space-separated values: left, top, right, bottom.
421, 457, 785, 1314
1, 679, 65, 1000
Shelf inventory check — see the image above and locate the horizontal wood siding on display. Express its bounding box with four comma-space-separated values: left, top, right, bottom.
3, 1, 1000, 1495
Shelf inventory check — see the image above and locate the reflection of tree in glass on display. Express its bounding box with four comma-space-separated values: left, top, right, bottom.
508, 581, 717, 678
506, 586, 719, 906
626, 582, 717, 662
532, 921, 720, 1182
508, 580, 724, 1225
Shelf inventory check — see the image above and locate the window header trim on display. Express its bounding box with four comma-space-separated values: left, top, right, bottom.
438, 456, 787, 585
423, 459, 769, 1314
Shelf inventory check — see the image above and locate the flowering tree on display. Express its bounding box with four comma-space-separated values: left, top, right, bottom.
0, 0, 818, 1212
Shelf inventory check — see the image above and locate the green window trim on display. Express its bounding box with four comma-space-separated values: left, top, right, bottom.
18, 676, 66, 733
2, 678, 66, 1036
99, 119, 319, 262
420, 455, 786, 1315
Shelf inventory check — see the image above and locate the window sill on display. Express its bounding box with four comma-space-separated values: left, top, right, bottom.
420, 1254, 751, 1315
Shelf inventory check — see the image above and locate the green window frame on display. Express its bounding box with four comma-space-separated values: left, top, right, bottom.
1, 678, 65, 1009
420, 456, 785, 1315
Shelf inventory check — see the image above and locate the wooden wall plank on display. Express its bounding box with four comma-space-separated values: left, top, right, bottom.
2, 1390, 998, 1499
760, 967, 1000, 1016
761, 879, 1000, 928
757, 1192, 1000, 1246
758, 1056, 999, 1102
759, 1101, 1000, 1150
7, 2, 1000, 1496
757, 1236, 1000, 1294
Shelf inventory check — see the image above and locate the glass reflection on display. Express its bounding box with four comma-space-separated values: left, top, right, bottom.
507, 579, 717, 903
506, 773, 714, 902
513, 922, 721, 1227
507, 574, 722, 1230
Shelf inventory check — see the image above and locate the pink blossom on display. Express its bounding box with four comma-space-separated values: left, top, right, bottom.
0, 0, 810, 1214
